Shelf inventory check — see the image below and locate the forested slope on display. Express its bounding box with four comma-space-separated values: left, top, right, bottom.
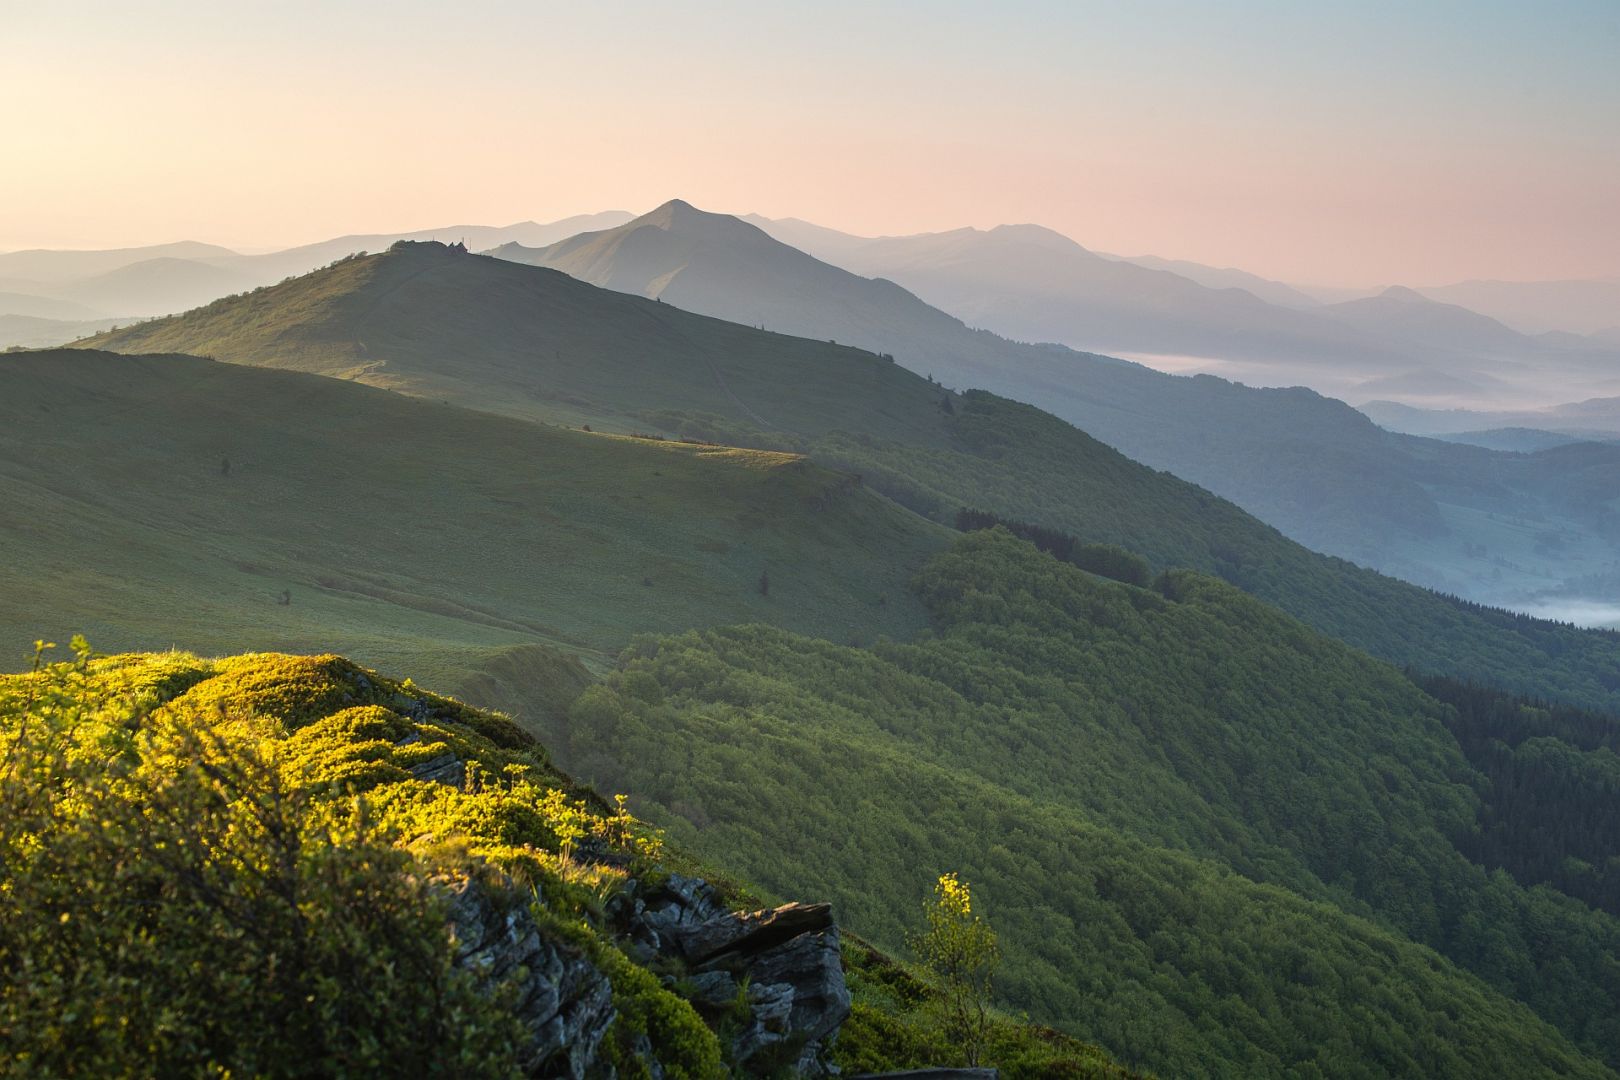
553, 530, 1620, 1078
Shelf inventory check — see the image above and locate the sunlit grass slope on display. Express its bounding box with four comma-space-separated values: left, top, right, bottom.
0, 351, 943, 686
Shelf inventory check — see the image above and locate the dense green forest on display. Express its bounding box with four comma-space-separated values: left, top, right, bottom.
550, 530, 1620, 1078
1421, 674, 1620, 917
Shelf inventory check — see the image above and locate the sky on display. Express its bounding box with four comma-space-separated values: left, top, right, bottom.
2, 0, 1617, 286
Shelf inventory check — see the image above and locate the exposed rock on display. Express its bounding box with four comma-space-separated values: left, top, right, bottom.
442, 876, 615, 1078
681, 901, 836, 965
735, 924, 850, 1055
612, 876, 852, 1075
438, 868, 854, 1076
408, 751, 467, 787
682, 969, 741, 1008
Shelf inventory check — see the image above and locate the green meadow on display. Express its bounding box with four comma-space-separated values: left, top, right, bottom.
0, 350, 942, 692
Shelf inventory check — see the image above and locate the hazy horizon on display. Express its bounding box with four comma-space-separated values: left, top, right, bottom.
5, 1, 1617, 288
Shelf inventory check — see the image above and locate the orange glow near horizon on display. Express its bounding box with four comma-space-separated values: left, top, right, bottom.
2, 2, 1616, 287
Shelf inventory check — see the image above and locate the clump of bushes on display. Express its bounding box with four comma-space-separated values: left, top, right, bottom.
0, 640, 524, 1076
955, 508, 1153, 587
0, 641, 690, 1077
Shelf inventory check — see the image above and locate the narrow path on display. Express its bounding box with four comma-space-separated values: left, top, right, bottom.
705, 355, 773, 430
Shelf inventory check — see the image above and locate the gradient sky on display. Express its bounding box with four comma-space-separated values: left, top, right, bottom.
3, 0, 1617, 286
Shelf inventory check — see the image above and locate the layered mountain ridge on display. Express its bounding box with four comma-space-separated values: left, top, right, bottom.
72, 241, 1620, 709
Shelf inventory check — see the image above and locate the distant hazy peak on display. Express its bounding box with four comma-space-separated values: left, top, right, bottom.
743, 213, 830, 231
1379, 285, 1429, 303
985, 223, 1090, 252
0, 239, 239, 260
637, 198, 763, 235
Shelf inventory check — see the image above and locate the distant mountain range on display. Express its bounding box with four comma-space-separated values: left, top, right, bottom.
1095, 251, 1323, 309
10, 199, 1618, 610
70, 211, 1620, 621
8, 208, 1615, 413
488, 200, 1620, 609
748, 215, 1412, 373
0, 213, 634, 335
1414, 278, 1620, 336
1362, 395, 1620, 440
0, 240, 238, 283
490, 200, 1010, 374
742, 214, 1620, 409
198, 211, 635, 289
0, 313, 124, 348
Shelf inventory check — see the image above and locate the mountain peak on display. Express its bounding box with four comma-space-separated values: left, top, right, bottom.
385, 238, 467, 259
624, 199, 779, 248
646, 197, 698, 219
987, 223, 1090, 253
1379, 285, 1428, 303
641, 198, 726, 226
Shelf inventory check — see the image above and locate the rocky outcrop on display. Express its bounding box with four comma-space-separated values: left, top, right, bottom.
443, 876, 616, 1078
442, 870, 853, 1077
408, 750, 468, 786
395, 730, 469, 787
610, 873, 853, 1075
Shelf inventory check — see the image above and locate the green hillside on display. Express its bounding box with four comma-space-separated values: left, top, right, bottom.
16, 249, 1618, 1078
80, 243, 953, 444
1, 645, 1136, 1076
0, 350, 943, 686
77, 247, 1620, 710
558, 530, 1620, 1078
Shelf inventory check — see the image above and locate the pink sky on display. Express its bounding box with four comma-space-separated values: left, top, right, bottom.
3, 2, 1616, 287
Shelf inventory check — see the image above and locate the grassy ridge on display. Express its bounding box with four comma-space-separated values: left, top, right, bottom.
0, 351, 943, 683
81, 244, 953, 444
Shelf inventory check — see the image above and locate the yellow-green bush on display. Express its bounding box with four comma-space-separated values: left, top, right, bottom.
0, 648, 527, 1077
0, 646, 661, 1077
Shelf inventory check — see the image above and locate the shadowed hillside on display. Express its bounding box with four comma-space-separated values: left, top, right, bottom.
492, 204, 1620, 607
79, 241, 955, 442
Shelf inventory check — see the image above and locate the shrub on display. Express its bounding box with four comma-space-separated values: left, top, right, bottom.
0, 645, 525, 1077
908, 872, 999, 1065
